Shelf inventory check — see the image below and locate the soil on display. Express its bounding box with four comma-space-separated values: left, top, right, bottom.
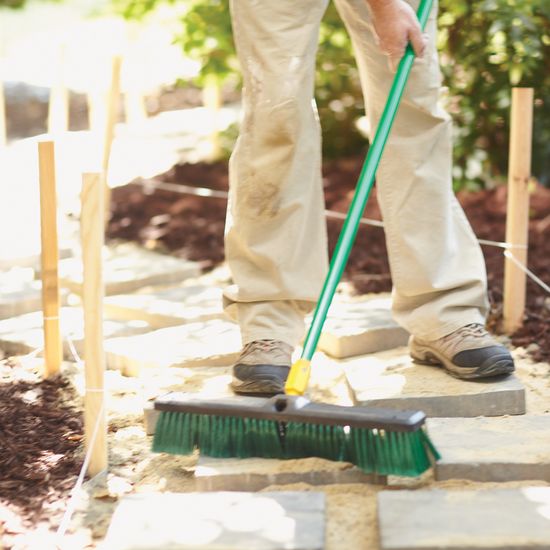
0, 361, 83, 535
108, 157, 550, 361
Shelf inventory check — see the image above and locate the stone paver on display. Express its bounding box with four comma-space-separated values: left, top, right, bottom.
194, 456, 385, 491
428, 416, 550, 482
0, 307, 153, 359
343, 347, 525, 417
103, 285, 224, 328
104, 492, 325, 550
0, 272, 69, 320
316, 294, 409, 358
57, 242, 200, 296
105, 319, 241, 376
0, 247, 72, 270
378, 487, 550, 550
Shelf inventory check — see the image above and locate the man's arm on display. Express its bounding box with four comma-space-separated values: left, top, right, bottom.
367, 0, 428, 70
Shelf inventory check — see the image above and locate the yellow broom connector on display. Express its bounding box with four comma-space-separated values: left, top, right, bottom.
284, 358, 311, 396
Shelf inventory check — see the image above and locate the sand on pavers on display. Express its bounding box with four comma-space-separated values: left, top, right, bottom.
5, 350, 548, 550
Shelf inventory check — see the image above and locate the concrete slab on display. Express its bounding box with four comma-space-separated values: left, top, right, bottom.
0, 271, 69, 319
104, 491, 325, 550
378, 487, 550, 550
57, 242, 200, 295
343, 347, 525, 417
194, 456, 385, 491
105, 319, 241, 376
103, 285, 224, 328
0, 307, 153, 359
316, 294, 409, 358
428, 416, 550, 482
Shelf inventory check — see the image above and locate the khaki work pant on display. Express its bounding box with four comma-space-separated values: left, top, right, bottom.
223, 0, 489, 347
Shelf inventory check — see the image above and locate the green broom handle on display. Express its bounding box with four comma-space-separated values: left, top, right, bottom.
301, 0, 434, 361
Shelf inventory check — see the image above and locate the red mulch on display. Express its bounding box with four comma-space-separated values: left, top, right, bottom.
0, 369, 83, 532
107, 158, 550, 362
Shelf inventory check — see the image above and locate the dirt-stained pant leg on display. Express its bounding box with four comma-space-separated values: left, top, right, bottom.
335, 0, 489, 340
224, 0, 330, 346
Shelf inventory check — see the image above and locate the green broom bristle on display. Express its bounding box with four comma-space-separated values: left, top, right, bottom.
152, 411, 441, 477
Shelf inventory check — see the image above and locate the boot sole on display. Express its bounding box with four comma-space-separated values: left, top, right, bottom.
410, 343, 515, 380
231, 378, 285, 397
231, 363, 289, 396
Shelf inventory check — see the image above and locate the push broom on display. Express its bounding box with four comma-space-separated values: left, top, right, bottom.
153, 0, 440, 477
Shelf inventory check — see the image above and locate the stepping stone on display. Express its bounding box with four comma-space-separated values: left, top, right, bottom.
105, 319, 241, 376
0, 271, 69, 320
57, 242, 200, 296
104, 285, 224, 328
316, 293, 409, 358
428, 416, 550, 482
194, 456, 384, 491
343, 347, 525, 417
0, 307, 153, 359
104, 491, 325, 550
0, 246, 72, 270
378, 487, 550, 549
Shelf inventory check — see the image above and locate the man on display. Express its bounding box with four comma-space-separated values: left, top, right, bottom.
223, 0, 515, 396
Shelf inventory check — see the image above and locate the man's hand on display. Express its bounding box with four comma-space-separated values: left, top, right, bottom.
369, 0, 428, 71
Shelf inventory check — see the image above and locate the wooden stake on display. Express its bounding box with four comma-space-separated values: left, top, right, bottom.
103, 55, 122, 226
47, 44, 69, 135
81, 172, 108, 476
203, 73, 222, 160
503, 88, 534, 334
38, 141, 62, 377
0, 74, 6, 147
124, 89, 147, 126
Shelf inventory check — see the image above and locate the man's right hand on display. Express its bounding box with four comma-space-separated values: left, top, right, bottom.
368, 0, 428, 71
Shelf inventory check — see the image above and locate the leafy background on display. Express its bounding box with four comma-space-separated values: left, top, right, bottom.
4, 0, 550, 189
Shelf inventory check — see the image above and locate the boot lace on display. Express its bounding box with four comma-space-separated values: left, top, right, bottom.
443, 323, 487, 343
244, 339, 281, 353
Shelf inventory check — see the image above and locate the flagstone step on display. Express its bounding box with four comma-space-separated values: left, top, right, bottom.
343, 347, 525, 417
428, 415, 550, 482
0, 246, 72, 270
104, 492, 325, 550
105, 319, 242, 376
0, 271, 69, 320
57, 242, 200, 296
378, 487, 550, 550
0, 307, 153, 359
104, 285, 224, 328
316, 294, 409, 358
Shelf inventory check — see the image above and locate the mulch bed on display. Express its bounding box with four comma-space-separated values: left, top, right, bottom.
0, 367, 83, 534
108, 157, 550, 362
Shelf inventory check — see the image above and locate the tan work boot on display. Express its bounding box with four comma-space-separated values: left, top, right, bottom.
231, 339, 293, 396
409, 323, 515, 380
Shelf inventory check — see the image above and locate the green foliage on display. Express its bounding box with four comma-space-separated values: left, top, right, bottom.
173, 0, 235, 85
113, 0, 550, 187
315, 4, 366, 158
0, 0, 29, 8
439, 0, 550, 188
